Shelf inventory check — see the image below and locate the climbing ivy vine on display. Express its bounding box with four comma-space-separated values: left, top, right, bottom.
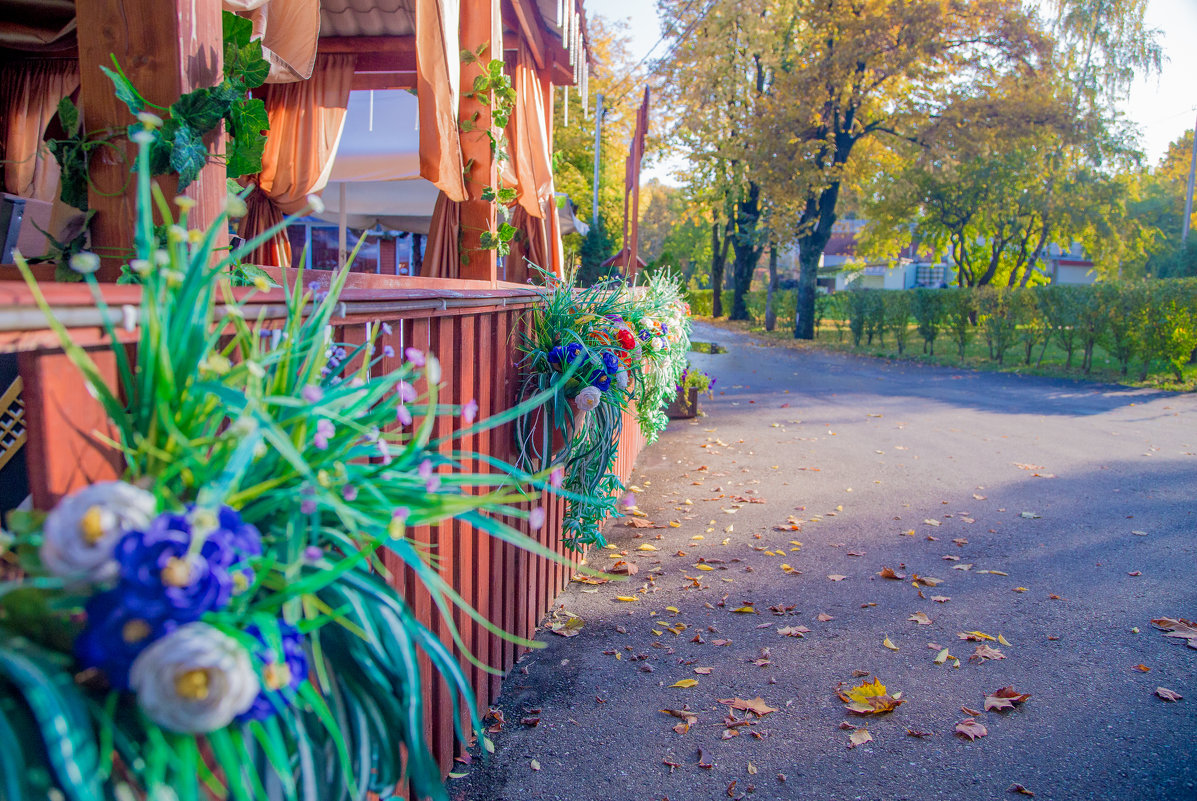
461, 44, 517, 256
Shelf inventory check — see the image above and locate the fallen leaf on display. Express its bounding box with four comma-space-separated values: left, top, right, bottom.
637, 543, 660, 551
932, 595, 951, 603
694, 667, 713, 674
971, 644, 1006, 662
958, 631, 997, 641
848, 729, 873, 748
908, 612, 933, 626
615, 596, 639, 602
924, 519, 941, 527
836, 677, 905, 715
718, 697, 778, 716
1128, 570, 1142, 576
698, 748, 713, 769
671, 679, 699, 688
985, 686, 1031, 711
530, 760, 541, 771
955, 718, 988, 741
906, 728, 934, 738
817, 613, 835, 622
1155, 687, 1183, 702
663, 758, 681, 773
933, 648, 950, 665
879, 566, 906, 580
1020, 511, 1041, 519
625, 518, 663, 528
777, 626, 811, 638
731, 605, 757, 614
1013, 587, 1028, 593
997, 634, 1012, 647
1009, 784, 1034, 796
882, 636, 899, 651
1133, 664, 1151, 673
609, 560, 639, 576
827, 574, 848, 582
961, 705, 984, 716
747, 762, 757, 775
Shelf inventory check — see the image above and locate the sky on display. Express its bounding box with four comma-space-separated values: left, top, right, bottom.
597, 0, 1197, 181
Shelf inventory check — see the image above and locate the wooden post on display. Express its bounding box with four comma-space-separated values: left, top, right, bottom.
457, 0, 498, 283
75, 0, 227, 280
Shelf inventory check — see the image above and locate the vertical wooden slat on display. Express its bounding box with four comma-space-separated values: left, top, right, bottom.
18, 348, 122, 508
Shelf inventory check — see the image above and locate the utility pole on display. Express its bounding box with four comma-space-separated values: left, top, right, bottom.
1183, 109, 1197, 246
591, 93, 603, 227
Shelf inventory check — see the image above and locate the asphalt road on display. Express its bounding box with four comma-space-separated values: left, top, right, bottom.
451, 320, 1197, 801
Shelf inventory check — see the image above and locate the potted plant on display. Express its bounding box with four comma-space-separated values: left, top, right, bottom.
667, 365, 714, 419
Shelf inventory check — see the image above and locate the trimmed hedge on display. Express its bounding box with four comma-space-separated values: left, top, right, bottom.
687, 280, 1197, 381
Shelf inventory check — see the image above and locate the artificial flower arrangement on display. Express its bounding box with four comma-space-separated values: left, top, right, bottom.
514, 270, 692, 547
0, 123, 580, 801
679, 365, 716, 394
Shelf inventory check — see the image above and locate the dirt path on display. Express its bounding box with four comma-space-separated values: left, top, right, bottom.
452, 320, 1197, 801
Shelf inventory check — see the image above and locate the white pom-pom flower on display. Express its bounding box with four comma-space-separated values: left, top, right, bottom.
40, 481, 156, 583
574, 386, 601, 412
130, 622, 259, 734
615, 369, 629, 390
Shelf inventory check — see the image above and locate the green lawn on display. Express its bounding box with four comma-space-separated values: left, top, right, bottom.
698, 317, 1197, 392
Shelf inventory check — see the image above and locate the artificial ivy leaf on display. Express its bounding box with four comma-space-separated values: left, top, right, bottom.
223, 9, 254, 49
100, 63, 145, 115
56, 97, 79, 135
46, 138, 88, 210
235, 40, 270, 89
172, 88, 227, 133
497, 187, 517, 204
497, 222, 517, 243
169, 122, 208, 189
226, 96, 269, 177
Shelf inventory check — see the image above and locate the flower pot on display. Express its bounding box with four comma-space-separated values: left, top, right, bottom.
666, 387, 699, 419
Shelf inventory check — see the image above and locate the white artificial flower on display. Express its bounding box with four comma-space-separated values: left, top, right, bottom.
615, 369, 629, 390
225, 195, 249, 219
306, 193, 325, 214
40, 481, 156, 583
130, 622, 259, 734
69, 252, 101, 274
574, 386, 601, 412
652, 337, 668, 351
641, 318, 657, 330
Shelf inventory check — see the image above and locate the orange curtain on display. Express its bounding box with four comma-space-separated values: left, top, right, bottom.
239, 53, 354, 267
502, 43, 553, 219
0, 60, 79, 202
416, 0, 466, 201
506, 203, 549, 284
423, 190, 460, 278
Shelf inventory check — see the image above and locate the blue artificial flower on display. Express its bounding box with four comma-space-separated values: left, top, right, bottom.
639, 329, 652, 343
75, 589, 174, 690
237, 621, 308, 722
564, 343, 583, 364
547, 345, 565, 365
660, 323, 669, 336
593, 372, 612, 392
113, 508, 261, 623
605, 314, 624, 324
601, 351, 620, 375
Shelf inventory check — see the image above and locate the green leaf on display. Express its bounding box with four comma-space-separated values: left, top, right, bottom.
99, 63, 145, 116
223, 8, 254, 48
496, 187, 517, 204
235, 41, 271, 89
170, 122, 209, 189
226, 96, 269, 177
171, 88, 228, 133
56, 97, 79, 135
497, 222, 517, 243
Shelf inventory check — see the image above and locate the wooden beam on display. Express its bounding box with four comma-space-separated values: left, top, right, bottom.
75, 0, 226, 280
320, 36, 417, 73
457, 1, 498, 282
504, 0, 546, 70
351, 72, 417, 91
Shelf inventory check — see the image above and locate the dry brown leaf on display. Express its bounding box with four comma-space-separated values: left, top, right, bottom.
625, 518, 663, 529
932, 595, 951, 603
1009, 784, 1034, 796
985, 686, 1031, 711
879, 566, 906, 580
827, 574, 848, 581
1155, 687, 1183, 702
908, 612, 933, 626
717, 697, 778, 716
848, 729, 873, 749
961, 705, 984, 716
958, 630, 997, 641
971, 644, 1006, 662
817, 613, 835, 622
1133, 664, 1151, 673
777, 625, 811, 638
608, 560, 638, 576
906, 728, 934, 738
955, 718, 988, 741
694, 667, 713, 674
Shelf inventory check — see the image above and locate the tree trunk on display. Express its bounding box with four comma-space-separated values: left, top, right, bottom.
730, 184, 762, 321
710, 222, 727, 318
764, 245, 779, 331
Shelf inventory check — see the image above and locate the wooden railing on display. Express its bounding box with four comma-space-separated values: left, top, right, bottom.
0, 274, 648, 787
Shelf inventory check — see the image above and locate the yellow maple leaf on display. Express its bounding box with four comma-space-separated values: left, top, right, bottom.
732, 605, 757, 614
671, 678, 698, 688
837, 677, 906, 715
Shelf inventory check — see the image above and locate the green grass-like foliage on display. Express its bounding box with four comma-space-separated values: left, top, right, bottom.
0, 127, 578, 801
514, 271, 691, 548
